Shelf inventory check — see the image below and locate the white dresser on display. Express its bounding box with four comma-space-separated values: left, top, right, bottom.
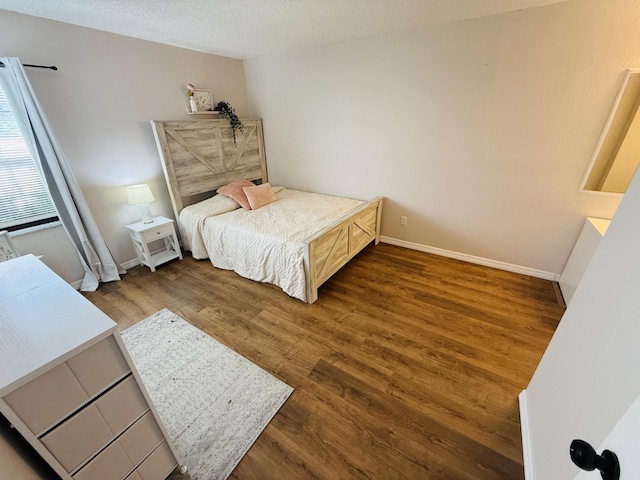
0, 255, 182, 480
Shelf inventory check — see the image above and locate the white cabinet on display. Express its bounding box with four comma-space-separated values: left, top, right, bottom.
0, 255, 182, 480
559, 217, 611, 305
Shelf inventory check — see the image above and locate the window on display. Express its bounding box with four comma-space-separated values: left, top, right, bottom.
0, 84, 57, 231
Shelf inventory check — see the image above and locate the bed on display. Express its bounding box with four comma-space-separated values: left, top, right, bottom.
150, 119, 383, 303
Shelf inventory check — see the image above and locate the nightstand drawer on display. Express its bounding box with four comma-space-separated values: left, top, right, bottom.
140, 223, 174, 243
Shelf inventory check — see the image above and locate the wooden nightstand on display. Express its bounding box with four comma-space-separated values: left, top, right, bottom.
126, 216, 182, 272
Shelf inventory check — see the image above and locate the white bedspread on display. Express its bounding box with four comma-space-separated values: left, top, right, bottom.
178, 194, 240, 259
198, 188, 364, 302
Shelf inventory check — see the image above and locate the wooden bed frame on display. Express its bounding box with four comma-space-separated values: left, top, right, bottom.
150, 119, 382, 303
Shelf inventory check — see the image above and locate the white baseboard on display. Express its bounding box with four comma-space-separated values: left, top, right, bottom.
379, 236, 560, 281
77, 241, 557, 289
68, 257, 140, 290
121, 257, 142, 270
519, 390, 535, 480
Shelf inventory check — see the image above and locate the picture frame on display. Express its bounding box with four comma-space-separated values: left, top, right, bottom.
0, 231, 19, 262
192, 89, 213, 112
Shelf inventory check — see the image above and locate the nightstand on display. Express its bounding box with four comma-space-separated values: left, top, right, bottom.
126, 216, 182, 272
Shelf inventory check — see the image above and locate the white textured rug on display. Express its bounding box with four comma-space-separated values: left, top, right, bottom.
121, 309, 293, 480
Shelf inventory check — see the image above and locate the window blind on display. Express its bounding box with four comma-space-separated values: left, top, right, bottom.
0, 84, 57, 231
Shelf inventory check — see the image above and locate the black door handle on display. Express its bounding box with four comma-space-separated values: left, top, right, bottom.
570, 439, 620, 480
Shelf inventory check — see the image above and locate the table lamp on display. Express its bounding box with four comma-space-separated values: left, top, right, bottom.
126, 184, 155, 223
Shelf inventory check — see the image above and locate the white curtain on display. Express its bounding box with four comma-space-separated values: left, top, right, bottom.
0, 57, 124, 290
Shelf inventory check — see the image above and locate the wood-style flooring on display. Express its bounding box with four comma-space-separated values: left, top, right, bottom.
83, 243, 563, 480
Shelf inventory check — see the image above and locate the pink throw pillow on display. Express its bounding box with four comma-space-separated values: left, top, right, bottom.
217, 180, 254, 210
243, 183, 277, 210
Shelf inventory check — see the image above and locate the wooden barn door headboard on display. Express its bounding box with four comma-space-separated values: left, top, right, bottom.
150, 119, 267, 219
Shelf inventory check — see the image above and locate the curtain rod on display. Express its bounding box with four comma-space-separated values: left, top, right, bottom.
0, 61, 58, 70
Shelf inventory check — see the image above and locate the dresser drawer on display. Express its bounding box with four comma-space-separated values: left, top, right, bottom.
40, 375, 149, 473
95, 376, 149, 435
67, 335, 130, 396
135, 441, 176, 480
140, 223, 173, 243
3, 336, 130, 435
119, 411, 164, 467
69, 411, 166, 480
41, 403, 114, 472
73, 437, 134, 480
3, 362, 88, 434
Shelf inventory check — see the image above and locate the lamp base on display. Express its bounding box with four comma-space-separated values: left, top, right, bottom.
138, 204, 153, 224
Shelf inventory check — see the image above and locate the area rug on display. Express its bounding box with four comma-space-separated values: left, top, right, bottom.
121, 309, 293, 480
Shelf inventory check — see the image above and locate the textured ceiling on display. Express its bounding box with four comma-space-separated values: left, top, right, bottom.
0, 0, 568, 59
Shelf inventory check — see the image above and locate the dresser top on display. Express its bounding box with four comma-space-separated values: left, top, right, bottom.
0, 255, 116, 392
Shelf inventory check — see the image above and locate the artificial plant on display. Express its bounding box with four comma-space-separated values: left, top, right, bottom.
215, 101, 244, 146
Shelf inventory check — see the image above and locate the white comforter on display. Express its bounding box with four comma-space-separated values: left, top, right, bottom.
178, 194, 240, 259
180, 188, 364, 302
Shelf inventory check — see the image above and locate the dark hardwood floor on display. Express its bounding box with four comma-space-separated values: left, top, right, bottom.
83, 243, 563, 480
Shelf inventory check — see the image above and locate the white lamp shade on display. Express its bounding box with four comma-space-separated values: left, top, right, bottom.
126, 184, 155, 205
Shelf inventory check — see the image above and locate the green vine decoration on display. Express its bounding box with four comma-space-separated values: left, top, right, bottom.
215, 101, 244, 146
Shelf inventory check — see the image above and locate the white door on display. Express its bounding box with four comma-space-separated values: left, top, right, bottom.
574, 395, 640, 479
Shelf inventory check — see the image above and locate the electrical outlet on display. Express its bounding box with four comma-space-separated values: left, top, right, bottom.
400, 216, 408, 226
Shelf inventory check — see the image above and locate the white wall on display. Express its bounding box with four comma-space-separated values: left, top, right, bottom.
0, 10, 249, 284
523, 138, 640, 478
244, 0, 640, 277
